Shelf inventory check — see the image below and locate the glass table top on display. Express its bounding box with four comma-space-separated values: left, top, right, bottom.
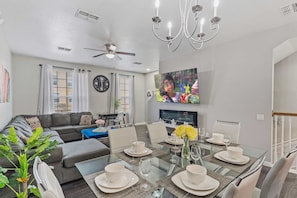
75, 140, 267, 198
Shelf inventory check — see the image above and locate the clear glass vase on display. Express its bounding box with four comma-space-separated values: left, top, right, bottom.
182, 137, 190, 160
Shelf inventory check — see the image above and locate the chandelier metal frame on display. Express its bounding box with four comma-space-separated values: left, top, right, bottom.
152, 0, 221, 52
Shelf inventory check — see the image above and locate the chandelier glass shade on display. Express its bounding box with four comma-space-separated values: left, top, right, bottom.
152, 0, 221, 52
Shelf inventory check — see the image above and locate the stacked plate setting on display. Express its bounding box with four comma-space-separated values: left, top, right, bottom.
172, 165, 220, 196
95, 163, 139, 193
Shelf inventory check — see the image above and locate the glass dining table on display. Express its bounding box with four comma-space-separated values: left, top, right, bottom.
75, 140, 266, 198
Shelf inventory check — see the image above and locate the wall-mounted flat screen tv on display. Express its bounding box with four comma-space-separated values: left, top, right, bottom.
154, 68, 199, 104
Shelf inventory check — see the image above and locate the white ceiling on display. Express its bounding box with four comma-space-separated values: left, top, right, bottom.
0, 0, 297, 73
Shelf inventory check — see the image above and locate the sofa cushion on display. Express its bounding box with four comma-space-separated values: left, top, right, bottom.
70, 112, 93, 125
25, 116, 42, 130
49, 125, 76, 135
42, 131, 64, 144
79, 115, 93, 125
37, 115, 52, 128
51, 113, 71, 127
61, 139, 110, 168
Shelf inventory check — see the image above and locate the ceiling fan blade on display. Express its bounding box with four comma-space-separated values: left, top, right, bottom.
115, 51, 136, 56
115, 54, 122, 60
93, 53, 107, 58
84, 48, 106, 52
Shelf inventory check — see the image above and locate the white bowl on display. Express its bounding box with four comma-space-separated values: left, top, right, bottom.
104, 163, 125, 184
212, 133, 224, 143
186, 164, 207, 185
227, 146, 243, 159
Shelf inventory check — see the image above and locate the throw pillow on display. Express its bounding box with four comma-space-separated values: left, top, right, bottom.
25, 116, 42, 130
79, 115, 92, 125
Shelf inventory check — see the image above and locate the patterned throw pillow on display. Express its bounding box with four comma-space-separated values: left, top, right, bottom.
79, 115, 92, 125
25, 116, 42, 130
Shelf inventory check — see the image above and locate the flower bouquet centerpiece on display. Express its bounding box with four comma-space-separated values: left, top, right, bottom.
94, 119, 106, 132
174, 124, 198, 160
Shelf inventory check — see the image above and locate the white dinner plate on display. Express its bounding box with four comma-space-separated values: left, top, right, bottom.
180, 171, 219, 191
171, 171, 219, 196
206, 138, 225, 146
95, 173, 130, 189
124, 147, 153, 157
165, 137, 184, 145
95, 169, 139, 193
214, 151, 250, 165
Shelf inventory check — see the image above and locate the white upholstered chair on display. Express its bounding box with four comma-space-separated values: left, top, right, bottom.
252, 147, 297, 198
213, 120, 241, 144
108, 125, 138, 153
221, 156, 265, 198
33, 156, 65, 198
146, 121, 169, 144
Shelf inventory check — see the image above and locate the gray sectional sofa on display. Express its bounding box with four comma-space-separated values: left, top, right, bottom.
0, 112, 110, 185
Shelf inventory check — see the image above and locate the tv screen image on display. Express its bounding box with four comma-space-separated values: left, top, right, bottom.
154, 68, 199, 104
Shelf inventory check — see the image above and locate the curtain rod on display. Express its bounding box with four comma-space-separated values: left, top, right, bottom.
110, 72, 134, 77
39, 64, 91, 72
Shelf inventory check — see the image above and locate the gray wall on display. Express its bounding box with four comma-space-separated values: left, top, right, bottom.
146, 21, 297, 161
12, 54, 146, 124
0, 25, 12, 130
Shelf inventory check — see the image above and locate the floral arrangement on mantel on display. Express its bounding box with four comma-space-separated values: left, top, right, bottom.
95, 119, 105, 126
174, 124, 197, 160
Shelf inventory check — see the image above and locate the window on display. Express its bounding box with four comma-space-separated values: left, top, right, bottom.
119, 75, 130, 112
52, 68, 73, 112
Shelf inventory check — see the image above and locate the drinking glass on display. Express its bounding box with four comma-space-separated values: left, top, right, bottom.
223, 135, 231, 149
170, 134, 178, 163
139, 157, 152, 191
198, 128, 206, 142
190, 143, 201, 164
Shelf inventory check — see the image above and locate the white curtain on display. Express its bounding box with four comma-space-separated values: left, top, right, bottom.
37, 64, 53, 114
109, 73, 120, 113
128, 75, 135, 123
72, 69, 89, 112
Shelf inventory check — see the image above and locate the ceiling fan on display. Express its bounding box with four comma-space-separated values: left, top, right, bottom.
84, 43, 135, 60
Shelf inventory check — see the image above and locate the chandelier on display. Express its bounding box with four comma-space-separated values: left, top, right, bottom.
152, 0, 221, 52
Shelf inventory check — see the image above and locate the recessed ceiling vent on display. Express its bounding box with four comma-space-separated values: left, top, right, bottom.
280, 3, 297, 15
75, 9, 99, 23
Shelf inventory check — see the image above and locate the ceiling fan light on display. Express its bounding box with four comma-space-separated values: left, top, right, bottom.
106, 53, 115, 59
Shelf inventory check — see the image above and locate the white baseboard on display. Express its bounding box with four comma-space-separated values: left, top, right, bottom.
134, 122, 146, 126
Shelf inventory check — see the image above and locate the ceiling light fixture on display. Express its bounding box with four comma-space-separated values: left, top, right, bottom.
106, 53, 115, 59
152, 0, 221, 52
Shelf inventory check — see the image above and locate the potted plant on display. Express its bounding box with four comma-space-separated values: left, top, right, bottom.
0, 126, 58, 198
114, 98, 120, 113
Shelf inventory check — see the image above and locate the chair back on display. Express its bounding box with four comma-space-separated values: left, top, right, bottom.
108, 126, 138, 153
147, 121, 169, 144
259, 147, 297, 198
33, 156, 65, 198
222, 156, 265, 198
213, 120, 241, 143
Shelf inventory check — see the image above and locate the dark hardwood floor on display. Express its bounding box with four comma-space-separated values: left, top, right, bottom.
62, 125, 297, 198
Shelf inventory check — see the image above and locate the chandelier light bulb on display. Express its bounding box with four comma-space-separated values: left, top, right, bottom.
155, 0, 160, 16
168, 22, 172, 36
213, 0, 219, 17
199, 18, 205, 33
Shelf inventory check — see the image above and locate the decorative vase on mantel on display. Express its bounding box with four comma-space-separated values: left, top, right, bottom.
181, 136, 191, 160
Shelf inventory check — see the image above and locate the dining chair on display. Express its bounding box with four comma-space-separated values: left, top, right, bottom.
33, 156, 65, 198
212, 120, 241, 144
108, 125, 138, 153
221, 155, 265, 198
146, 121, 169, 144
252, 146, 297, 198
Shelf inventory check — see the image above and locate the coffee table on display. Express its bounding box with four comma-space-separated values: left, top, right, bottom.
81, 128, 108, 140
